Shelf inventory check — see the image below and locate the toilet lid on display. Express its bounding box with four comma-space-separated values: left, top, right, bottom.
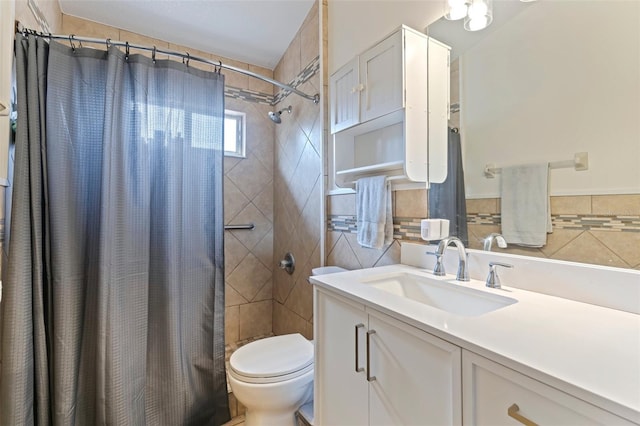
230, 334, 313, 379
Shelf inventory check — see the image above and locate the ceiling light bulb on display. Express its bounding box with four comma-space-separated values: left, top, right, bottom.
467, 16, 488, 31
468, 0, 488, 18
444, 0, 469, 20
464, 0, 493, 31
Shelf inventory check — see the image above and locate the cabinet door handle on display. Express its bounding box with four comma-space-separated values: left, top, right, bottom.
507, 404, 538, 426
351, 84, 364, 94
366, 329, 376, 382
354, 323, 365, 373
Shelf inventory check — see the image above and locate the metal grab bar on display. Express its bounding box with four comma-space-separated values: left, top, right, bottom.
224, 223, 255, 231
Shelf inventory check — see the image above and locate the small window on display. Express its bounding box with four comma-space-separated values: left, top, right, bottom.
224, 110, 246, 158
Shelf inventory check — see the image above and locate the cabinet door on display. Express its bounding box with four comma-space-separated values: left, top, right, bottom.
368, 310, 462, 426
315, 289, 369, 425
359, 30, 403, 123
330, 57, 360, 133
462, 351, 635, 426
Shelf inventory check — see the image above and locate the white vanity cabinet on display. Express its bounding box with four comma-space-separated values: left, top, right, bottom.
462, 351, 635, 426
314, 288, 462, 425
329, 26, 450, 189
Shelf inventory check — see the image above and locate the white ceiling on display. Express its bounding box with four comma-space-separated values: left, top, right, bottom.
58, 0, 315, 69
428, 0, 534, 60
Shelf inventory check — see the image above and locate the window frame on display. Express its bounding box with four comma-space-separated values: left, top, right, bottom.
224, 109, 246, 158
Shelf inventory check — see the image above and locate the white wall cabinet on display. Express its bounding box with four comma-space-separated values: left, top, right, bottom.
314, 288, 462, 425
357, 30, 403, 124
462, 351, 634, 426
329, 25, 450, 190
329, 57, 360, 134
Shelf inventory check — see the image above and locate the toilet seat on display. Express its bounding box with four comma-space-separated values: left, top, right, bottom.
229, 334, 314, 385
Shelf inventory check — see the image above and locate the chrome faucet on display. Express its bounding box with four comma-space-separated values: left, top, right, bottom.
483, 233, 507, 251
486, 262, 513, 289
433, 237, 470, 281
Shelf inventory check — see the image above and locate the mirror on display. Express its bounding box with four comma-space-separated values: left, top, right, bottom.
427, 0, 640, 269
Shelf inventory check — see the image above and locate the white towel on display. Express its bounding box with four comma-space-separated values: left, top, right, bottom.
356, 176, 392, 249
500, 163, 552, 247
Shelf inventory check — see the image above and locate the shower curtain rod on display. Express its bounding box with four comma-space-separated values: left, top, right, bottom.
15, 23, 320, 104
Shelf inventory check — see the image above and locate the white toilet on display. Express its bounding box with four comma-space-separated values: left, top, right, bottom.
228, 333, 314, 426
228, 266, 347, 426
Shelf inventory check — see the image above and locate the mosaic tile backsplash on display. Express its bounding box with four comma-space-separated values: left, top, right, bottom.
326, 193, 640, 270
329, 213, 640, 240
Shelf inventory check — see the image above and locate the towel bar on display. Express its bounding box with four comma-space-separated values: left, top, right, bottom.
484, 152, 588, 179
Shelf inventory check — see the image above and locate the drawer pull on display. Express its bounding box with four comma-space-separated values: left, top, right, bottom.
354, 324, 365, 373
366, 329, 376, 382
508, 404, 538, 426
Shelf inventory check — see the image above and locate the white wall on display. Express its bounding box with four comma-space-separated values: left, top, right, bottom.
328, 0, 444, 73
460, 1, 640, 198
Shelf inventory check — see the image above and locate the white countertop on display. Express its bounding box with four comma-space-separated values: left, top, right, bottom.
310, 264, 640, 423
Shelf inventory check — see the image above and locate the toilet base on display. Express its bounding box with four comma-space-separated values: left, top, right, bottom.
244, 409, 298, 426
228, 368, 313, 426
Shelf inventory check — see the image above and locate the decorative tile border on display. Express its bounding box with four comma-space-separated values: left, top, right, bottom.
328, 213, 640, 238
273, 56, 320, 105
552, 215, 640, 232
467, 213, 501, 226
328, 215, 424, 241
328, 215, 357, 233
393, 217, 423, 241
224, 86, 272, 105
224, 55, 320, 106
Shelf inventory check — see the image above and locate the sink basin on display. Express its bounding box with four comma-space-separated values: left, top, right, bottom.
361, 272, 517, 317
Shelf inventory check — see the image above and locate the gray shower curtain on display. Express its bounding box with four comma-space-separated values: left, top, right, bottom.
0, 34, 229, 425
428, 128, 468, 245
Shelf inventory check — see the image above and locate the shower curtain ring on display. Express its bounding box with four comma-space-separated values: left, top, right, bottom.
106, 38, 111, 49
69, 34, 76, 52
184, 52, 190, 67
218, 60, 222, 74
152, 46, 157, 64
125, 42, 130, 61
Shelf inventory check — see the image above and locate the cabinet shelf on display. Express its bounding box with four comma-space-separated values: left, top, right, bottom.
335, 161, 407, 188
336, 161, 405, 179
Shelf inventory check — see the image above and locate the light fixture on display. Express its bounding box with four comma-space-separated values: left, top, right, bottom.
464, 0, 493, 31
444, 0, 468, 21
444, 0, 493, 31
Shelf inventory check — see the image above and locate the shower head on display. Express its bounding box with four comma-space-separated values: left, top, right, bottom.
268, 106, 292, 124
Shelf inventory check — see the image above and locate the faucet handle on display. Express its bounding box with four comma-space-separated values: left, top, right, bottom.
486, 262, 513, 289
426, 251, 446, 276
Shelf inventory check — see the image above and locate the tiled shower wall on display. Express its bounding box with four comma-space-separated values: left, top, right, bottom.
272, 1, 321, 339
59, 15, 276, 348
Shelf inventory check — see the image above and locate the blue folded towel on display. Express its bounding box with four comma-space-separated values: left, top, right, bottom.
356, 176, 392, 249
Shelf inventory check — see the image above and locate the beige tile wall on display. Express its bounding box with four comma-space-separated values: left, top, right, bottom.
326, 191, 640, 270
272, 1, 321, 340
16, 0, 62, 34
466, 195, 640, 269
60, 15, 276, 347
